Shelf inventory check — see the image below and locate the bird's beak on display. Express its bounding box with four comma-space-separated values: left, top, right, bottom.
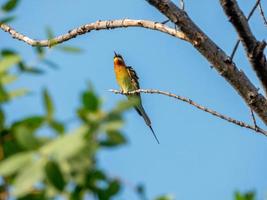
114, 51, 117, 57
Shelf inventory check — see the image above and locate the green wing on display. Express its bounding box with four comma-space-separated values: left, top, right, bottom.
126, 66, 142, 113
126, 66, 140, 91
126, 66, 159, 144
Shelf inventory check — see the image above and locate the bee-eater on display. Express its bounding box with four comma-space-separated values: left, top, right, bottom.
113, 52, 159, 144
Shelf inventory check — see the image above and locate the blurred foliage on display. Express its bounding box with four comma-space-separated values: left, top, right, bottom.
1, 0, 20, 12
0, 1, 260, 200
0, 2, 129, 199
0, 69, 131, 199
235, 191, 255, 200
0, 37, 137, 199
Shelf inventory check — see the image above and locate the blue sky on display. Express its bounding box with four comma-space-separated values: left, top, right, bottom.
1, 0, 267, 199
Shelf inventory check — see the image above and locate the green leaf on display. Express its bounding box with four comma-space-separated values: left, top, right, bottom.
13, 116, 44, 130
17, 192, 46, 200
0, 109, 5, 130
34, 46, 45, 58
57, 46, 83, 53
0, 151, 33, 176
22, 67, 44, 75
101, 120, 123, 132
0, 55, 20, 72
106, 179, 120, 197
40, 126, 87, 161
136, 184, 146, 196
45, 27, 54, 40
1, 0, 20, 12
70, 185, 83, 200
42, 89, 54, 121
86, 169, 106, 184
100, 130, 126, 147
18, 62, 44, 75
2, 138, 22, 158
0, 74, 17, 84
49, 120, 65, 134
42, 59, 59, 69
0, 85, 8, 102
8, 88, 28, 99
12, 158, 45, 197
0, 16, 16, 24
14, 126, 40, 150
82, 90, 99, 112
45, 160, 66, 191
1, 49, 16, 56
154, 195, 175, 200
235, 191, 255, 200
12, 116, 44, 150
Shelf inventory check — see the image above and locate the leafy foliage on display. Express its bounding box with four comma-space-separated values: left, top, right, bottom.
0, 5, 131, 198
235, 191, 255, 200
0, 82, 131, 198
1, 0, 20, 12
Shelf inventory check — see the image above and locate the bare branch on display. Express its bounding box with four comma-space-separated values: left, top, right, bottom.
230, 40, 240, 60
146, 0, 267, 125
250, 108, 259, 131
247, 0, 261, 19
230, 0, 260, 60
220, 0, 267, 95
1, 3, 267, 126
179, 0, 184, 10
110, 89, 267, 136
259, 1, 267, 26
0, 19, 187, 47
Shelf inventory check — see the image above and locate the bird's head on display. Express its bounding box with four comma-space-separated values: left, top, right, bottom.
114, 51, 125, 65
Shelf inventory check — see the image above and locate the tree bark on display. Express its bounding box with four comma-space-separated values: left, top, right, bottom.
220, 0, 267, 96
146, 0, 267, 125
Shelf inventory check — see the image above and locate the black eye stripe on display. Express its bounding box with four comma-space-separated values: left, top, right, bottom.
114, 54, 123, 61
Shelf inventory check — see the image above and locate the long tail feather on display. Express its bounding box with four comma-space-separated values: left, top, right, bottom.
148, 125, 160, 144
135, 105, 160, 144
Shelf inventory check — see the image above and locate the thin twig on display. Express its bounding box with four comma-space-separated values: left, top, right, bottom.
230, 0, 260, 60
0, 19, 187, 47
247, 0, 261, 19
109, 89, 267, 136
259, 1, 267, 26
230, 40, 241, 60
250, 108, 259, 131
180, 0, 185, 10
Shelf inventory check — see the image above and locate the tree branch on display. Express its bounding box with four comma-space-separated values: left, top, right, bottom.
110, 89, 267, 136
250, 108, 258, 130
259, 1, 267, 26
220, 0, 267, 95
146, 0, 267, 126
230, 0, 260, 60
0, 19, 187, 47
1, 7, 267, 126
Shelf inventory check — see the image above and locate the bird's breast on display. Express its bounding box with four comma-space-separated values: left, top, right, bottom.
114, 64, 127, 78
114, 65, 132, 91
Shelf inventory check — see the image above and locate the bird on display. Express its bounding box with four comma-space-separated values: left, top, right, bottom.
113, 52, 160, 144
